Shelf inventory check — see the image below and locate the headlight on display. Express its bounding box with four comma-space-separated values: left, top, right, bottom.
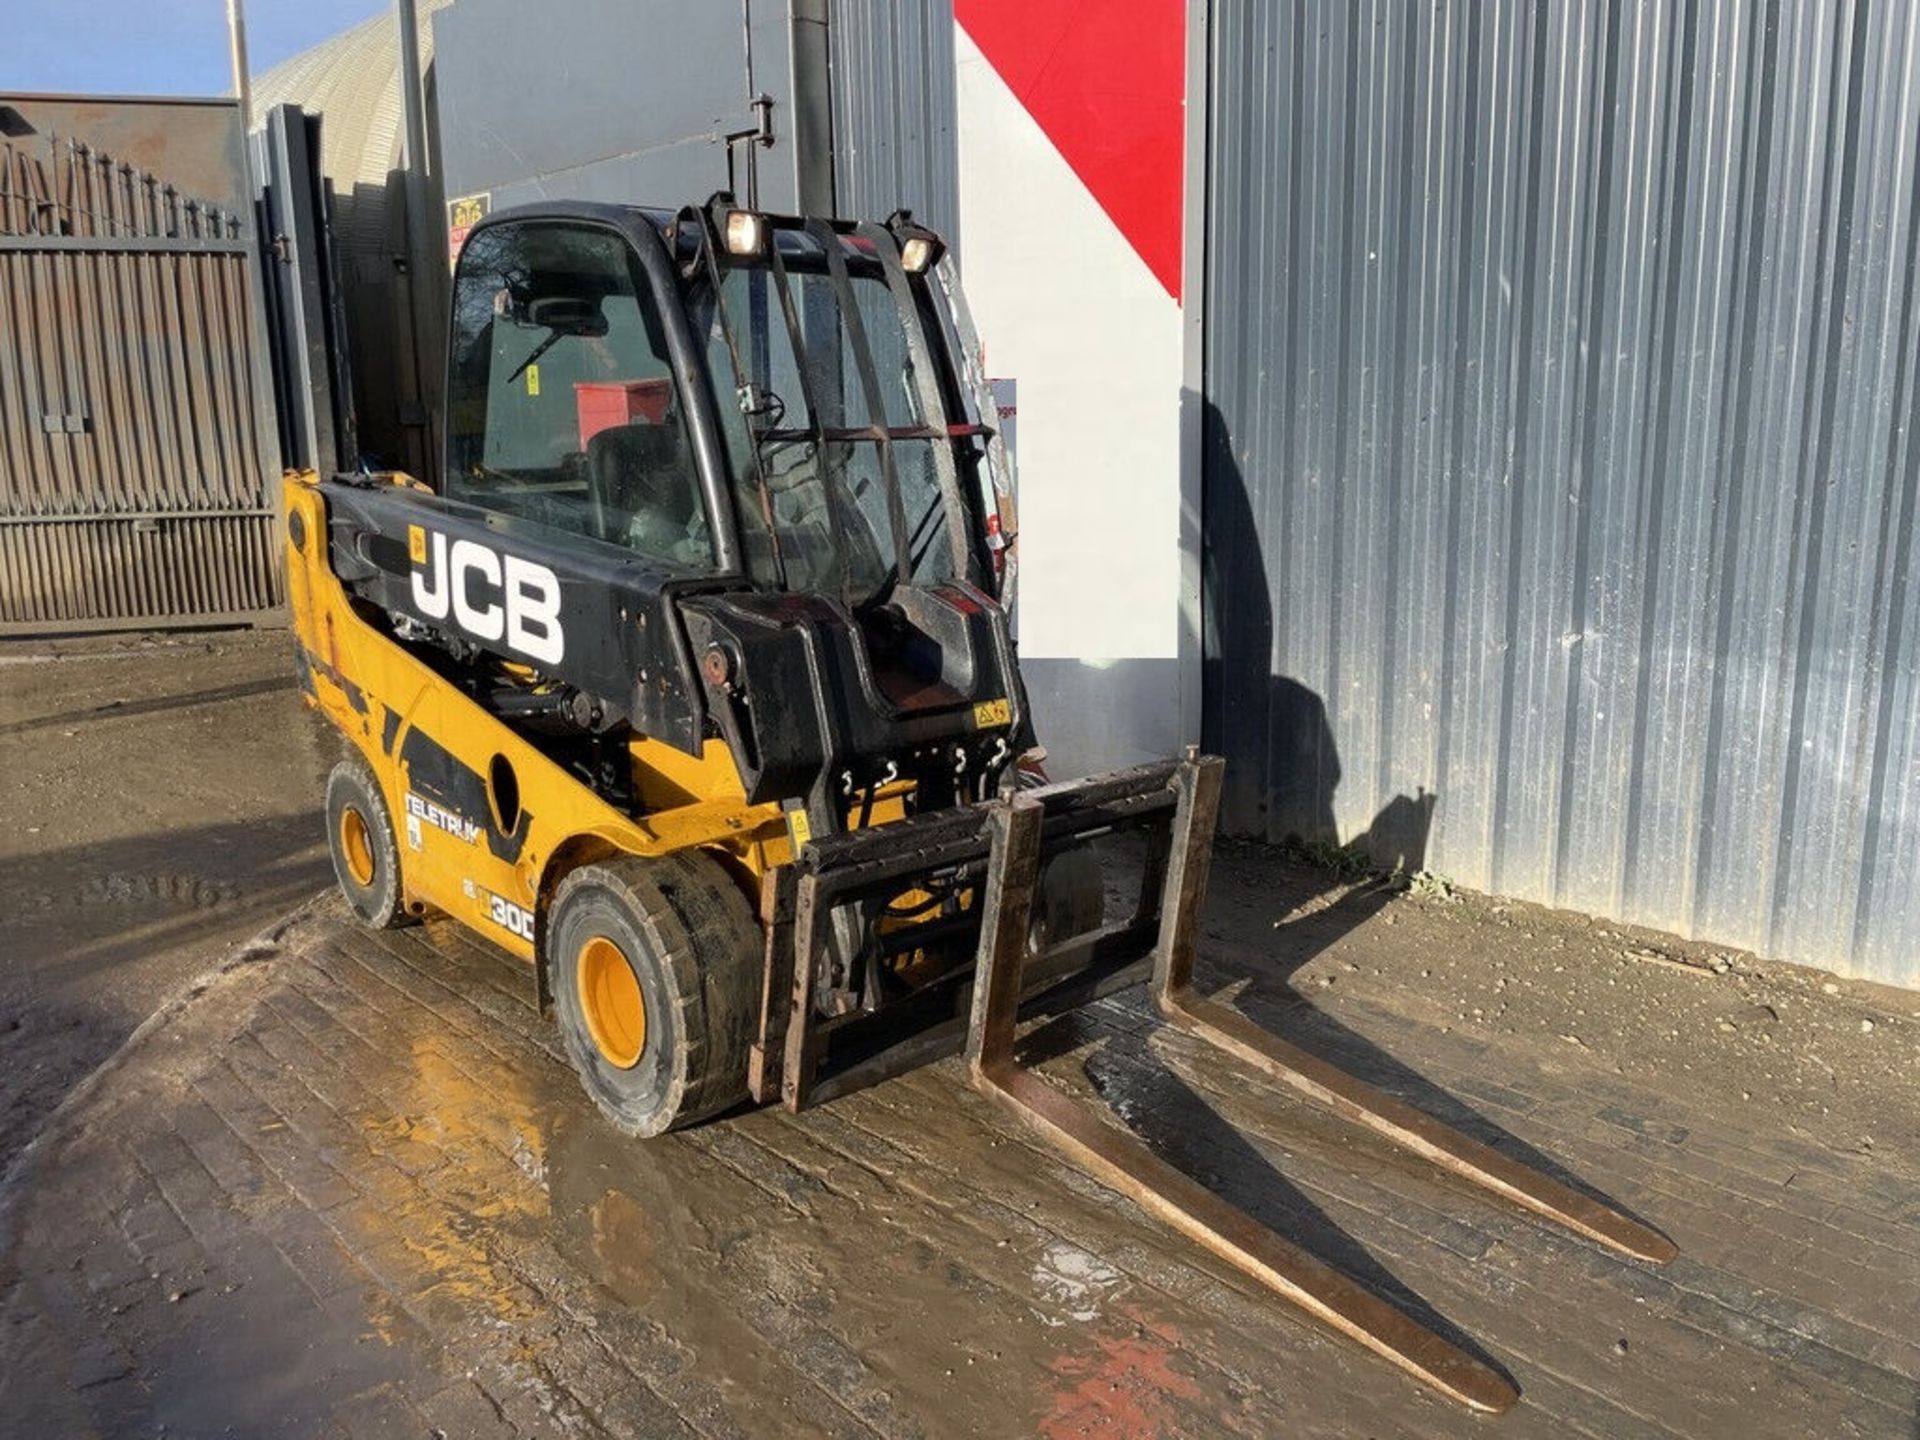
724, 209, 767, 257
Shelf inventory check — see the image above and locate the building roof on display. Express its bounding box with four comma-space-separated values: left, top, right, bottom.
249, 0, 453, 193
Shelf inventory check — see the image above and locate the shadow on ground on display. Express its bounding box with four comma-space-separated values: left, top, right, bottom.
0, 818, 332, 1173
998, 399, 1665, 1375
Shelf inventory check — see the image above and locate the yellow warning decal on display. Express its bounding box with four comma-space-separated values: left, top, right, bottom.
447, 191, 491, 271
525, 363, 541, 396
407, 524, 426, 563
972, 697, 1011, 729
785, 804, 812, 851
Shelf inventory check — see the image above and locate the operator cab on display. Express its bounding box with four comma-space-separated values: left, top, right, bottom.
442, 200, 994, 599
385, 195, 1031, 828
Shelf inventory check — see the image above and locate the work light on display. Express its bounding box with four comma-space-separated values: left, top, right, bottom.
724, 209, 766, 257
885, 209, 945, 274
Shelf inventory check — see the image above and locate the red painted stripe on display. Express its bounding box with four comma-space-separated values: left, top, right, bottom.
957, 0, 1185, 301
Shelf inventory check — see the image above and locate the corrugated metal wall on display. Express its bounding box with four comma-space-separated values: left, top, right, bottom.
828, 0, 959, 235
1200, 0, 1920, 982
0, 130, 281, 629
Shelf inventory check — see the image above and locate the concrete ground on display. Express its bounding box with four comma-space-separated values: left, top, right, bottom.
0, 630, 336, 1172
3, 789, 1917, 1437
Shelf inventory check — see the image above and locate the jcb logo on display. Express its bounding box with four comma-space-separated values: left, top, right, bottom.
408, 525, 564, 665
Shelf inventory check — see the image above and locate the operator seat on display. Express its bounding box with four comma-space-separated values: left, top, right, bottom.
585, 422, 703, 563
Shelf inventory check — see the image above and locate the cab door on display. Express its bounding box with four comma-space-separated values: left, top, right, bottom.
444, 217, 718, 572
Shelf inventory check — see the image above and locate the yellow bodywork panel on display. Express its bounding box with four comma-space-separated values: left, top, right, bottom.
283, 471, 790, 963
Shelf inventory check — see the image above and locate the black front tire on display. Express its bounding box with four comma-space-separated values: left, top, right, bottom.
548, 850, 761, 1137
325, 758, 410, 929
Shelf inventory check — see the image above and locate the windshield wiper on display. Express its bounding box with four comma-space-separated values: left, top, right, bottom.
505, 331, 563, 386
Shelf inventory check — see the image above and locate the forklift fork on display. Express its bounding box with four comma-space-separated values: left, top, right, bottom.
963, 755, 1676, 1413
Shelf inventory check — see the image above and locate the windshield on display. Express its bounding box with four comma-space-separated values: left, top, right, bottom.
690, 223, 976, 605
444, 221, 713, 568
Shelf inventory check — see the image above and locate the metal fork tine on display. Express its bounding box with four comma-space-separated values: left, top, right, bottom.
966, 791, 1518, 1414
975, 1062, 1519, 1413
1154, 755, 1676, 1264
1159, 992, 1678, 1263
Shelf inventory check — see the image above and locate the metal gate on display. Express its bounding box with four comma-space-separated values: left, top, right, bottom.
0, 131, 282, 631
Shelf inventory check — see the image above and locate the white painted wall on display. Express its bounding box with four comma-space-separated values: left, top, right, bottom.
951, 25, 1185, 668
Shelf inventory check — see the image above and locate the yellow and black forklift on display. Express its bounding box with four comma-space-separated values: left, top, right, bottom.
287, 194, 1672, 1412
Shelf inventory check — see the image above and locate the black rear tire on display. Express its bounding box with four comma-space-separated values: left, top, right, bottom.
325, 758, 410, 929
548, 850, 761, 1137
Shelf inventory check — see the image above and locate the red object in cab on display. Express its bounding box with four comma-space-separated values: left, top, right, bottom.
576, 379, 672, 450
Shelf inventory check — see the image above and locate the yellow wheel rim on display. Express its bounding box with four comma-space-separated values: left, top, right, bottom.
578, 935, 646, 1069
339, 806, 377, 888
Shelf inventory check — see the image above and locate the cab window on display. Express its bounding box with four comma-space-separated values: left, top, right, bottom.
699, 248, 959, 601
445, 221, 713, 568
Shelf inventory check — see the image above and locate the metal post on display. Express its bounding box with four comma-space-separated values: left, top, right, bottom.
394, 0, 438, 482
226, 0, 253, 122
394, 0, 431, 185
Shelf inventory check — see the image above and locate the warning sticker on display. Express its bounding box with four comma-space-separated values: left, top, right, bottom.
972, 697, 1011, 729
784, 801, 812, 852
447, 192, 490, 271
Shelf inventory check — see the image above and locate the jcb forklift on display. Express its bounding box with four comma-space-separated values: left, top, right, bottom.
288, 195, 1672, 1412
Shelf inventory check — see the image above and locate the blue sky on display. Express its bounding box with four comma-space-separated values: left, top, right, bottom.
3, 0, 387, 97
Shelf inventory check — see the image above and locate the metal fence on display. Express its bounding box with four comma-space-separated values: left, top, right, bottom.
1198, 0, 1920, 982
0, 131, 281, 630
